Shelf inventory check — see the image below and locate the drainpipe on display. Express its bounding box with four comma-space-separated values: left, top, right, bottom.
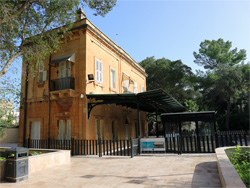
48, 55, 51, 141
23, 61, 29, 147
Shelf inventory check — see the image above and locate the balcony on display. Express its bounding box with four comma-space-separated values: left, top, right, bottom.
50, 77, 75, 92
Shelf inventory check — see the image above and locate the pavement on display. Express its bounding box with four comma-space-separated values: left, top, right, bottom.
1, 153, 222, 188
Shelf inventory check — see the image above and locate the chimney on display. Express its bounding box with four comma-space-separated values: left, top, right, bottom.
76, 8, 86, 20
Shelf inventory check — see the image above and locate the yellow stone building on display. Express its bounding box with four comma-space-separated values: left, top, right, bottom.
18, 11, 148, 144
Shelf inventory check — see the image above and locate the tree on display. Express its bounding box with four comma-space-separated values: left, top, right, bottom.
0, 0, 117, 78
184, 100, 199, 112
194, 39, 248, 130
140, 57, 196, 104
193, 38, 246, 70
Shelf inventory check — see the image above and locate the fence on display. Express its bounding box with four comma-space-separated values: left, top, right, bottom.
26, 130, 249, 157
143, 130, 249, 154
26, 138, 139, 158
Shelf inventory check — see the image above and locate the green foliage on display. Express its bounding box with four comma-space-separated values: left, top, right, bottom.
184, 100, 199, 112
85, 0, 117, 16
194, 38, 248, 130
29, 151, 43, 156
0, 0, 116, 78
0, 157, 6, 161
140, 57, 196, 104
228, 146, 250, 187
193, 38, 246, 70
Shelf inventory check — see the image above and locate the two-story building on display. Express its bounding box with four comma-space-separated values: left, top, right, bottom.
18, 10, 185, 145
18, 10, 149, 144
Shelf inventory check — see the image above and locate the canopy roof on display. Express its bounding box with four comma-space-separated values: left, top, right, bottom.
86, 89, 185, 118
161, 111, 215, 122
50, 53, 75, 65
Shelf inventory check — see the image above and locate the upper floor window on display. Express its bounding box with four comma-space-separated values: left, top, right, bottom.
59, 61, 71, 78
133, 81, 138, 94
124, 80, 129, 93
110, 68, 116, 89
141, 86, 144, 92
38, 62, 47, 82
95, 58, 103, 84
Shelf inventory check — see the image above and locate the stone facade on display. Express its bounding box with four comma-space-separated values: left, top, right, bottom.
18, 16, 148, 144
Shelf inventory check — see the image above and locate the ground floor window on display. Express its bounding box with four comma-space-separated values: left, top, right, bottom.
31, 121, 41, 140
95, 119, 104, 140
111, 121, 117, 140
58, 119, 71, 140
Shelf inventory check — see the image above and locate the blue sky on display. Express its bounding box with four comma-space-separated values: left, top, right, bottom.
3, 0, 250, 84
83, 0, 250, 72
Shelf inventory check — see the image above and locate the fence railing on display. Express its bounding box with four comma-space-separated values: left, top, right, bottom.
144, 130, 249, 154
26, 130, 249, 157
26, 138, 139, 158
50, 77, 75, 91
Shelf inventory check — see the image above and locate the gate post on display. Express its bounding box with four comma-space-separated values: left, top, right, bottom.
131, 138, 133, 158
71, 138, 75, 156
178, 136, 182, 155
48, 138, 50, 149
138, 138, 141, 155
27, 138, 30, 148
99, 137, 102, 157
165, 137, 167, 153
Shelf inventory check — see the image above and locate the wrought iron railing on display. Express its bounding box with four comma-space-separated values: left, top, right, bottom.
50, 77, 75, 91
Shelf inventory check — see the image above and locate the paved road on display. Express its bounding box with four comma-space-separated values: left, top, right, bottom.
1, 153, 222, 188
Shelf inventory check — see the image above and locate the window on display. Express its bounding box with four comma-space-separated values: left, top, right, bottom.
38, 62, 47, 82
124, 80, 129, 93
95, 58, 103, 84
58, 119, 71, 140
111, 121, 117, 140
31, 121, 40, 140
110, 69, 116, 89
95, 119, 103, 139
141, 86, 144, 92
134, 81, 138, 94
59, 61, 71, 78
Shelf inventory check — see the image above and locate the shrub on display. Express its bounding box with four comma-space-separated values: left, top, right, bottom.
29, 151, 43, 156
228, 145, 250, 187
0, 157, 6, 161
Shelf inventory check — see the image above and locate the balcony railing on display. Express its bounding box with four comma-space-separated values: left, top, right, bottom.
50, 77, 75, 91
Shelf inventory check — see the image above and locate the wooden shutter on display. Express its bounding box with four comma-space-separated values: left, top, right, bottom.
99, 61, 103, 83
111, 69, 116, 89
38, 62, 44, 82
31, 121, 41, 140
95, 59, 99, 82
66, 120, 71, 140
66, 61, 71, 77
59, 61, 66, 78
141, 86, 144, 92
134, 81, 138, 94
124, 80, 129, 93
43, 71, 47, 81
58, 120, 65, 140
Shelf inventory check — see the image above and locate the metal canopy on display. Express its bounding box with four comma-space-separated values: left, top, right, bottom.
49, 53, 75, 65
161, 111, 215, 122
86, 88, 185, 118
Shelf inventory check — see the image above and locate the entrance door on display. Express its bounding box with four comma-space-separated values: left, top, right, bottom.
31, 121, 40, 140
